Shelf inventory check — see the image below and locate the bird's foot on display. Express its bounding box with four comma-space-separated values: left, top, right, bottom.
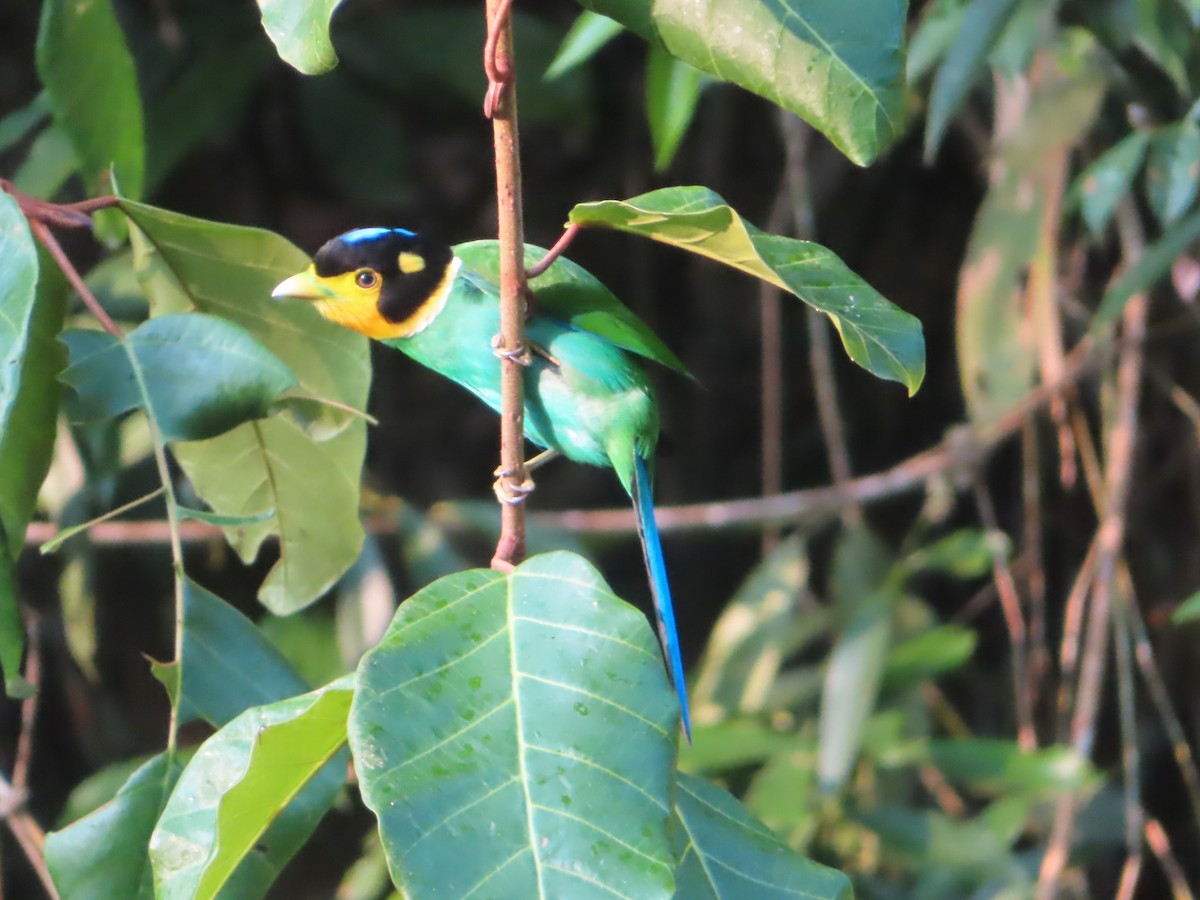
491, 334, 532, 366
493, 466, 536, 505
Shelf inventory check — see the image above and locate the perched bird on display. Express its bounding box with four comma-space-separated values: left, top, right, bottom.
273, 227, 692, 739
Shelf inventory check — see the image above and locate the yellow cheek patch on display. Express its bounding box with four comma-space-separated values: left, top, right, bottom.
311, 257, 461, 341
398, 252, 426, 274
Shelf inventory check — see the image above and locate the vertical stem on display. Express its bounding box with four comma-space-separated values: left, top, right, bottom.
486, 0, 528, 569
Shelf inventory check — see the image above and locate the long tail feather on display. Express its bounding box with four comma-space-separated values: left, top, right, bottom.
632, 454, 691, 742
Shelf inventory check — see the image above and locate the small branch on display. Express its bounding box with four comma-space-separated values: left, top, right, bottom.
485, 0, 529, 569
526, 223, 581, 280
1039, 200, 1149, 900
972, 479, 1035, 751
29, 220, 123, 338
1146, 818, 1195, 900
12, 615, 41, 792
0, 774, 58, 899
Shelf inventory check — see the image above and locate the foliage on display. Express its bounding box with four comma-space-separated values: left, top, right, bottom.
4, 0, 1200, 898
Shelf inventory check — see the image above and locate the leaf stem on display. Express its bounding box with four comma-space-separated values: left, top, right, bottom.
485, 0, 528, 569
29, 219, 124, 338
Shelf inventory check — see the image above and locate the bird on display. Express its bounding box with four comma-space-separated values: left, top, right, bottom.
272, 226, 692, 740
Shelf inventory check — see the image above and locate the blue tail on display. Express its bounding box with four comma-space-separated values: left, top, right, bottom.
632, 455, 691, 742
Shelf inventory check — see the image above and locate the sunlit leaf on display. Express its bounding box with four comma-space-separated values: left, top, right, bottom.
348, 553, 679, 899
256, 0, 346, 75
45, 754, 183, 900
581, 0, 907, 165
883, 625, 977, 688
570, 186, 925, 393
674, 773, 852, 898
150, 680, 349, 899
1173, 588, 1200, 623
928, 739, 1100, 796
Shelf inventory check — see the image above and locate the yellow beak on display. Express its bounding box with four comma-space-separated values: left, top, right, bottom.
271, 266, 331, 301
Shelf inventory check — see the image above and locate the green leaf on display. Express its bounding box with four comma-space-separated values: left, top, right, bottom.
0, 92, 50, 155
1146, 120, 1200, 225
546, 11, 624, 80
907, 0, 968, 83
1173, 588, 1200, 623
0, 197, 64, 560
119, 200, 370, 614
256, 0, 346, 75
60, 315, 297, 443
678, 719, 798, 774
582, 0, 906, 165
456, 239, 689, 376
150, 679, 350, 899
570, 186, 925, 394
856, 806, 1019, 878
1074, 130, 1150, 237
36, 0, 144, 199
928, 739, 1099, 796
646, 47, 705, 172
691, 534, 809, 718
45, 754, 183, 900
901, 528, 1000, 580
176, 506, 276, 528
923, 0, 1021, 163
673, 773, 852, 899
152, 578, 309, 728
882, 625, 977, 688
0, 547, 31, 698
1097, 205, 1200, 327
348, 553, 679, 899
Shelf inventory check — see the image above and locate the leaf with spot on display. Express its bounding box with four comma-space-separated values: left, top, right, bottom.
256, 0, 347, 75
569, 186, 925, 394
348, 552, 679, 899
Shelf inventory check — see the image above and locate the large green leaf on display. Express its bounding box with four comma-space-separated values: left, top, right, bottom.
0, 198, 62, 558
348, 552, 679, 899
45, 754, 183, 900
673, 773, 852, 899
150, 679, 350, 899
60, 315, 297, 442
456, 240, 688, 376
580, 0, 907, 166
569, 187, 925, 394
256, 0, 347, 75
546, 11, 625, 79
36, 0, 144, 199
152, 578, 309, 728
119, 201, 370, 613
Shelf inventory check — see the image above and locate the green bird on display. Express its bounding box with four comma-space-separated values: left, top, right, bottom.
273, 227, 691, 739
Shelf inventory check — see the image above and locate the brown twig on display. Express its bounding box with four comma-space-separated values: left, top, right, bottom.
1145, 818, 1195, 900
526, 223, 581, 280
0, 774, 58, 899
11, 615, 40, 792
29, 220, 124, 338
1038, 201, 1149, 900
485, 0, 529, 570
972, 479, 1035, 751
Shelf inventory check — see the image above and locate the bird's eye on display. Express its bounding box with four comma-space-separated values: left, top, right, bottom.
355, 269, 379, 289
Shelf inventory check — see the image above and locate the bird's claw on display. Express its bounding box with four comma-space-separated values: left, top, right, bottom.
491, 334, 532, 366
493, 468, 535, 505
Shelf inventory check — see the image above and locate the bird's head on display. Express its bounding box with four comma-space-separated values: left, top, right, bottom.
272, 227, 460, 340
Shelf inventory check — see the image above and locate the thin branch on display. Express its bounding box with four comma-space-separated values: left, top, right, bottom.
0, 774, 58, 899
485, 0, 529, 570
29, 220, 123, 338
1145, 818, 1195, 900
1112, 573, 1142, 872
526, 223, 581, 280
1038, 200, 1149, 900
972, 478, 1035, 751
11, 615, 40, 792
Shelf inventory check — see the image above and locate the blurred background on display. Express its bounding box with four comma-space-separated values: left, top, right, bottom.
4, 0, 1200, 897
